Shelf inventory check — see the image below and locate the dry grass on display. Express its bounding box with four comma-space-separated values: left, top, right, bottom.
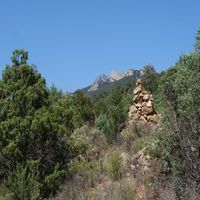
103, 150, 122, 181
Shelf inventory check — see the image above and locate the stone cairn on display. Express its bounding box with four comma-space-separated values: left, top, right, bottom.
128, 79, 158, 123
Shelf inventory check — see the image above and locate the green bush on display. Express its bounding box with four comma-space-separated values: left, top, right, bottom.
142, 65, 160, 94
0, 50, 78, 199
103, 180, 136, 200
158, 51, 200, 196
104, 151, 122, 181
95, 113, 116, 143
4, 161, 41, 200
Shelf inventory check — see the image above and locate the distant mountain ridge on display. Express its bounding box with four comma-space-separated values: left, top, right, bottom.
82, 68, 144, 94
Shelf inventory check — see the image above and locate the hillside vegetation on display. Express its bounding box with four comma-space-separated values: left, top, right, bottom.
0, 27, 200, 200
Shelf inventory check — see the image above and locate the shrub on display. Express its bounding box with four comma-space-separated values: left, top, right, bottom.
103, 151, 122, 181
95, 179, 136, 200
142, 65, 159, 94
158, 52, 200, 196
0, 50, 78, 199
95, 113, 116, 143
4, 161, 41, 200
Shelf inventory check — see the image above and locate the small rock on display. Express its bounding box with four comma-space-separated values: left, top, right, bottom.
142, 102, 147, 107
135, 103, 142, 108
133, 85, 142, 94
130, 164, 136, 170
142, 106, 153, 115
139, 115, 148, 123
143, 93, 150, 101
147, 115, 158, 122
146, 100, 152, 108
135, 79, 142, 86
129, 105, 137, 113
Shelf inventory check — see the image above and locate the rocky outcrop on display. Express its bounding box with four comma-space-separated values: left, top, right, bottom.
128, 79, 158, 123
88, 74, 111, 92
110, 69, 136, 81
87, 69, 143, 92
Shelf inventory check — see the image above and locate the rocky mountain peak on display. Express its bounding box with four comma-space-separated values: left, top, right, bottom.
87, 68, 142, 92
88, 74, 110, 92
111, 70, 121, 81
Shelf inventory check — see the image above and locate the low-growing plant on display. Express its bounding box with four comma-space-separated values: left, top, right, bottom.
68, 159, 92, 175
3, 161, 41, 200
103, 150, 122, 181
131, 138, 150, 153
98, 179, 136, 200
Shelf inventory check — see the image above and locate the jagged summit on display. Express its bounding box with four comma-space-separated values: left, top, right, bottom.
88, 74, 111, 92
110, 69, 136, 81
110, 70, 121, 81
87, 68, 143, 92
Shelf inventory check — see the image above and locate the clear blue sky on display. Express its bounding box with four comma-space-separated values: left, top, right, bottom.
0, 0, 199, 92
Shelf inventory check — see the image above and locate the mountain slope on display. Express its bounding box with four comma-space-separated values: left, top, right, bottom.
82, 69, 143, 95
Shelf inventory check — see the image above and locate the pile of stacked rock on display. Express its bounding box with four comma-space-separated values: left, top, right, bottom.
128, 79, 158, 123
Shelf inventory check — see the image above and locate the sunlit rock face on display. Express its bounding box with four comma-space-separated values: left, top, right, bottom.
128, 79, 159, 124
88, 69, 142, 92
88, 74, 110, 92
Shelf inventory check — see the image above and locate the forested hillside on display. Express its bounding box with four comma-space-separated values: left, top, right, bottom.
0, 27, 200, 200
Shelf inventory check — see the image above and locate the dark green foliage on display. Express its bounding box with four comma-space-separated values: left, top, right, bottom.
50, 90, 95, 134
73, 90, 95, 126
11, 49, 28, 66
0, 50, 80, 199
0, 64, 48, 119
48, 84, 63, 104
95, 113, 115, 143
142, 65, 159, 94
50, 95, 75, 134
94, 85, 133, 143
157, 52, 200, 197
5, 161, 41, 200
